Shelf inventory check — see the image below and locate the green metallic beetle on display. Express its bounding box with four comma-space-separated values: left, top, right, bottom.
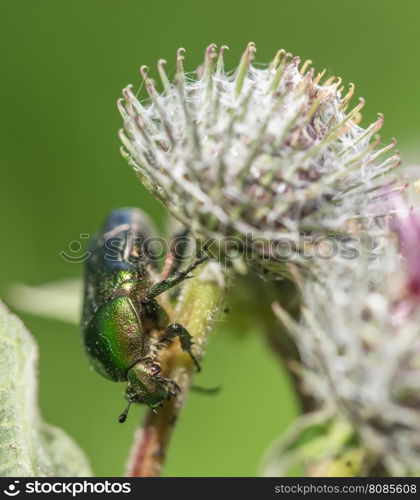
82, 208, 205, 422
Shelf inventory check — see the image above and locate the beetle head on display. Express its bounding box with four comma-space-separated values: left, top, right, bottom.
118, 359, 180, 422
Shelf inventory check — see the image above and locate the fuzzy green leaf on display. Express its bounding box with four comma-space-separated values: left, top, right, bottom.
260, 411, 358, 476
0, 300, 91, 477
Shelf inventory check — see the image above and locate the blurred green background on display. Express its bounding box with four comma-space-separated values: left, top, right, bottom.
1, 0, 419, 477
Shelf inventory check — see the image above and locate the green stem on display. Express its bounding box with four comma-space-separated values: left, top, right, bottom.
126, 262, 226, 477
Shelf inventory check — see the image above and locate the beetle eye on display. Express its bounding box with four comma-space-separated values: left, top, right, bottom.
150, 363, 161, 375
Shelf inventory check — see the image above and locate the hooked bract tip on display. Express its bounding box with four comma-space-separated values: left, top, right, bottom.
205, 43, 217, 55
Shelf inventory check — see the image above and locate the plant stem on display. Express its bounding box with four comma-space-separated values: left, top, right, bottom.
126, 262, 226, 477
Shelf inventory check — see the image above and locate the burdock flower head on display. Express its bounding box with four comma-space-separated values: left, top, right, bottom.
119, 43, 399, 265
274, 201, 420, 475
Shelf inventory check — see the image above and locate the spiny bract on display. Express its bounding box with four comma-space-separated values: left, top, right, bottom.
275, 205, 420, 476
119, 43, 399, 251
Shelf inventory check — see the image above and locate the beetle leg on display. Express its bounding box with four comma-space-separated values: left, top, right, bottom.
191, 384, 221, 394
156, 323, 201, 372
143, 255, 209, 303
161, 229, 190, 280
153, 374, 180, 399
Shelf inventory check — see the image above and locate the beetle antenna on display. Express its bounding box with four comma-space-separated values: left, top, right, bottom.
118, 401, 132, 423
